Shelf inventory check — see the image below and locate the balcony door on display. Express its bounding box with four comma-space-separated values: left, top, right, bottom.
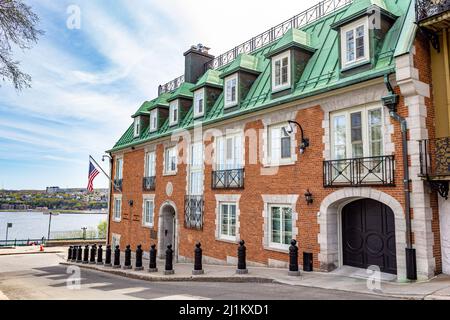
216, 134, 243, 171
330, 104, 385, 183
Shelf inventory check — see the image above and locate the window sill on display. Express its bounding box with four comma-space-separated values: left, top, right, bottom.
142, 224, 154, 229
193, 113, 205, 119
113, 218, 121, 223
264, 245, 289, 254
263, 159, 296, 168
216, 237, 238, 245
224, 102, 238, 109
163, 171, 177, 177
271, 85, 291, 94
341, 59, 371, 72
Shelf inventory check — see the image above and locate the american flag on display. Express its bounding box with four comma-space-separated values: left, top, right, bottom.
87, 161, 99, 192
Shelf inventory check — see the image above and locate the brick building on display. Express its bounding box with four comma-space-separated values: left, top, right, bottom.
106, 0, 449, 281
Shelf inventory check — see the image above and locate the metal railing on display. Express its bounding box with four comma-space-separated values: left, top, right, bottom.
0, 236, 105, 247
184, 195, 204, 230
419, 137, 450, 177
204, 0, 352, 70
157, 0, 352, 94
143, 176, 156, 191
114, 179, 123, 192
158, 75, 185, 95
212, 169, 245, 189
416, 0, 450, 22
323, 155, 395, 187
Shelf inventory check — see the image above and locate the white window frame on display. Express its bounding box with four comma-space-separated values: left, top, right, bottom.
115, 157, 123, 181
267, 123, 295, 165
214, 133, 243, 171
193, 89, 205, 118
330, 104, 384, 160
272, 51, 291, 92
169, 100, 179, 126
188, 142, 204, 196
215, 194, 241, 243
142, 195, 155, 228
268, 204, 293, 250
164, 145, 177, 175
144, 150, 156, 177
133, 117, 140, 138
218, 202, 237, 242
224, 74, 238, 108
113, 195, 122, 222
340, 17, 370, 68
149, 109, 158, 132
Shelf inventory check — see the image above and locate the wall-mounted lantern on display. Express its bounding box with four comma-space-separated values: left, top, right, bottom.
304, 189, 313, 205
284, 120, 310, 154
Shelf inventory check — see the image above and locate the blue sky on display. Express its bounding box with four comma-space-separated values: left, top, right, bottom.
0, 0, 315, 190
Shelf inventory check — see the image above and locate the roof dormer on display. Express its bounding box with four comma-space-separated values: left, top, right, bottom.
219, 53, 263, 112
166, 82, 195, 127
330, 0, 398, 74
190, 69, 223, 119
140, 93, 171, 133
265, 28, 315, 97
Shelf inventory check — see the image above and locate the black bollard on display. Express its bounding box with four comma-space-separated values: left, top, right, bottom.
97, 245, 103, 265
192, 242, 204, 275
71, 246, 77, 262
123, 245, 132, 270
113, 245, 121, 268
68, 246, 73, 261
104, 245, 112, 267
82, 245, 89, 264
288, 239, 300, 276
76, 246, 83, 263
303, 252, 313, 272
89, 244, 97, 264
236, 240, 248, 274
164, 244, 174, 275
135, 245, 144, 271
148, 244, 158, 272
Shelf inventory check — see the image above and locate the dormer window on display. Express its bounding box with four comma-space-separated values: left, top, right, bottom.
224, 74, 238, 108
169, 100, 178, 126
150, 109, 158, 132
272, 51, 291, 92
341, 18, 369, 68
133, 117, 140, 138
194, 89, 205, 118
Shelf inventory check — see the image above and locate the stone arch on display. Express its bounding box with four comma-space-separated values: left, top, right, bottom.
318, 188, 407, 280
157, 200, 180, 261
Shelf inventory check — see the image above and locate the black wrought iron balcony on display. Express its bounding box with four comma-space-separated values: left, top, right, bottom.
113, 179, 123, 192
323, 155, 395, 187
416, 0, 450, 23
212, 168, 245, 189
143, 176, 156, 191
184, 195, 204, 230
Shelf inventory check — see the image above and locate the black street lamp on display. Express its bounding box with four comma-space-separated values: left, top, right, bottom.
43, 211, 59, 241
284, 120, 310, 154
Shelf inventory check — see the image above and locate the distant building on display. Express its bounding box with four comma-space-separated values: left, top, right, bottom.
46, 186, 60, 194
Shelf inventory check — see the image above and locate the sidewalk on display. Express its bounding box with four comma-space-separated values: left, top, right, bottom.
0, 245, 65, 256
60, 254, 450, 300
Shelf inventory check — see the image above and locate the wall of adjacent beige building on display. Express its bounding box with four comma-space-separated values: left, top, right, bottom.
431, 29, 450, 138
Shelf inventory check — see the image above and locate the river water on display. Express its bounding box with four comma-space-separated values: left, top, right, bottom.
0, 212, 107, 240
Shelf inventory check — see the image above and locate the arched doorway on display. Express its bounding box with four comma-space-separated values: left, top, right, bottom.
158, 203, 176, 259
342, 198, 397, 274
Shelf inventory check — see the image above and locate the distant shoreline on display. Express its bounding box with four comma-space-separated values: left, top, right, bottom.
0, 210, 107, 214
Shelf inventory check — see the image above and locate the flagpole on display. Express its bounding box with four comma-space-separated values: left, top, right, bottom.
89, 155, 121, 193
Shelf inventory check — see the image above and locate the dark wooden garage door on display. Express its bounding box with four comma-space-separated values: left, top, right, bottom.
342, 199, 397, 274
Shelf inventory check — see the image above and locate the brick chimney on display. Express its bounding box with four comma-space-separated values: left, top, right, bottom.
183, 44, 214, 83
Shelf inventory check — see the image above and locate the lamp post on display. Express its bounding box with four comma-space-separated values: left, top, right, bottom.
43, 211, 59, 241
284, 120, 310, 154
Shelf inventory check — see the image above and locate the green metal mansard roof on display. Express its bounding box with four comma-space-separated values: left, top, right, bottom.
266, 28, 315, 58
110, 0, 416, 152
190, 69, 223, 91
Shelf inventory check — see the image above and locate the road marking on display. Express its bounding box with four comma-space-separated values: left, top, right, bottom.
152, 294, 211, 300
107, 287, 148, 295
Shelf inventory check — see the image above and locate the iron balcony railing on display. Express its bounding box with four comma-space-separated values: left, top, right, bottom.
212, 168, 245, 189
158, 74, 185, 95
419, 137, 450, 177
184, 195, 204, 230
323, 155, 395, 187
416, 0, 450, 22
113, 179, 123, 192
143, 176, 156, 191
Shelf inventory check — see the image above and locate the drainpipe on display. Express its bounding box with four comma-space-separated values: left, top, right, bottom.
106, 154, 113, 246
382, 74, 417, 281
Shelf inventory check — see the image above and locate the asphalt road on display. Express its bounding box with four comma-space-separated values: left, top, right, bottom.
0, 253, 395, 300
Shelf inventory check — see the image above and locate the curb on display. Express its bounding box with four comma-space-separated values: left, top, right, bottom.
60, 262, 275, 284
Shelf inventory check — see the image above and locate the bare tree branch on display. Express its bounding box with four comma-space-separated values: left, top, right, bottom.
0, 0, 43, 90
